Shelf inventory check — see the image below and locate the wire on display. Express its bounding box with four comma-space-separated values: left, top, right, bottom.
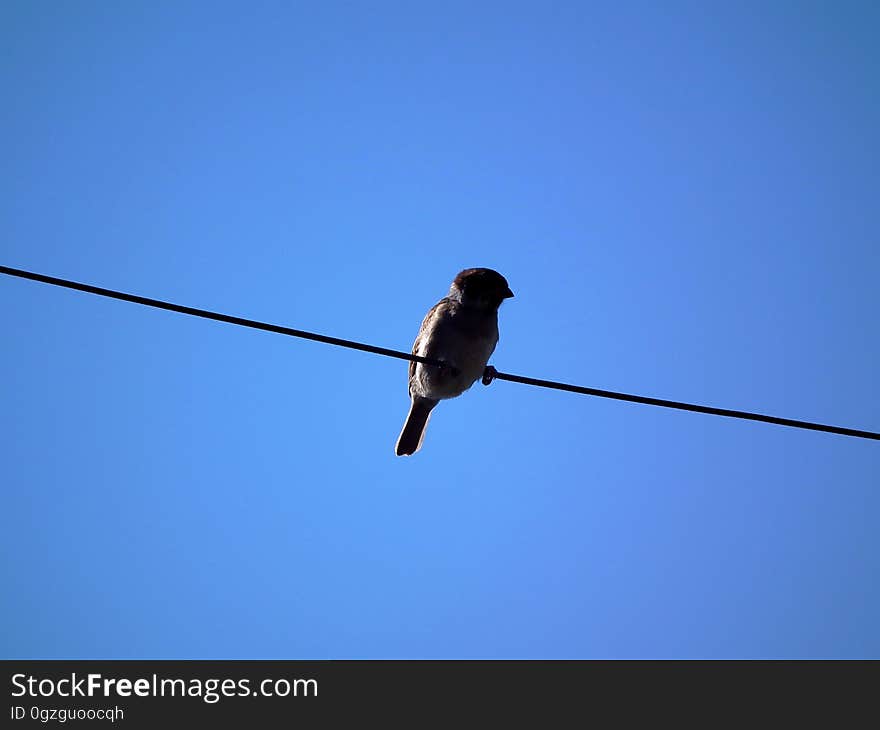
2, 264, 877, 442
481, 367, 878, 441
0, 265, 446, 369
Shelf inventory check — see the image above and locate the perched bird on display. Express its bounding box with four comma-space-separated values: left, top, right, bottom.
395, 268, 514, 456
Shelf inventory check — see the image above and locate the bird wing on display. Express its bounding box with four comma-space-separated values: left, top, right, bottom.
408, 297, 451, 385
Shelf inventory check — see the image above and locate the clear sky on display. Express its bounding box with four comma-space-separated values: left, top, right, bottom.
2, 1, 878, 659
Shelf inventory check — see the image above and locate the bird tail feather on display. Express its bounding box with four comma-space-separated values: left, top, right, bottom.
395, 397, 437, 456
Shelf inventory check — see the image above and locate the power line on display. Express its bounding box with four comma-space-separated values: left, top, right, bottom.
2, 264, 877, 442
481, 368, 878, 441
0, 265, 446, 369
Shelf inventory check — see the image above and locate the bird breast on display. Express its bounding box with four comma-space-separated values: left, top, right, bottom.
411, 305, 499, 400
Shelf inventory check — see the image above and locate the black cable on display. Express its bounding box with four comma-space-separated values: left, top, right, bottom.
0, 265, 446, 369
2, 264, 877, 442
481, 367, 879, 441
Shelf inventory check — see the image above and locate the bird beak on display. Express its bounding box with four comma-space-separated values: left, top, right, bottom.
504, 287, 515, 299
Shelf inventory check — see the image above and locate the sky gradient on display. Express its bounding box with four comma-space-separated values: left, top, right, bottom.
2, 1, 878, 658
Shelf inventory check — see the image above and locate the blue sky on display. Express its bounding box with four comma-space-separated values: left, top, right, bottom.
2, 1, 878, 658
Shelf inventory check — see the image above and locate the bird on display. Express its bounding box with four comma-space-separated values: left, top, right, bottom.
395, 268, 514, 456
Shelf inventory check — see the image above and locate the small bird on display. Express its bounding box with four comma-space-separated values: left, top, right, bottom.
395, 268, 514, 456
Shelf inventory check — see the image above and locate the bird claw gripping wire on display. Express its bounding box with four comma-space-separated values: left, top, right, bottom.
482, 365, 497, 386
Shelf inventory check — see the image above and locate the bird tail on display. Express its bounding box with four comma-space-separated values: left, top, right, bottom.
395, 397, 438, 456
